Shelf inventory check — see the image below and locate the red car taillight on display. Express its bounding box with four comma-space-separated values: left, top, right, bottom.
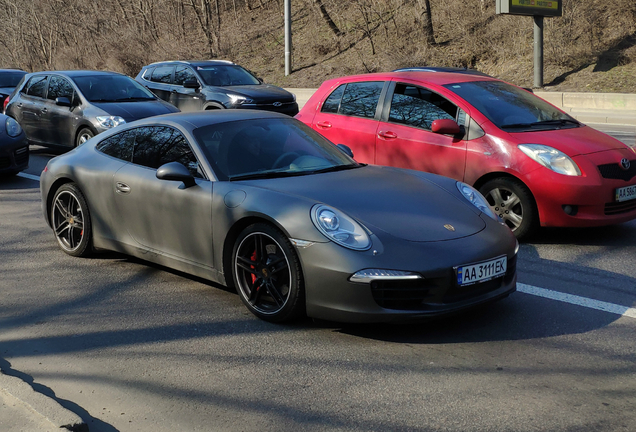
2, 96, 9, 113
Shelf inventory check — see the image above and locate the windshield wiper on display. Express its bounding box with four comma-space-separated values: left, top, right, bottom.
501, 119, 580, 129
112, 97, 155, 102
229, 170, 307, 181
305, 164, 363, 175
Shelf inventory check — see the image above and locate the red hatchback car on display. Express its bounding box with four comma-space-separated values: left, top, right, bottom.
296, 72, 636, 238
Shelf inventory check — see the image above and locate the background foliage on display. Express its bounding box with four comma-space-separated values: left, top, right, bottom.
1, 0, 635, 91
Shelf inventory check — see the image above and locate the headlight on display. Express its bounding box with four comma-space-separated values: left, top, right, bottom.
456, 182, 499, 221
96, 116, 126, 128
227, 94, 253, 106
518, 144, 581, 176
5, 117, 22, 137
311, 204, 371, 251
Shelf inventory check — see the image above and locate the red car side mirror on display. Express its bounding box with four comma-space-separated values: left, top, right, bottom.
431, 119, 461, 135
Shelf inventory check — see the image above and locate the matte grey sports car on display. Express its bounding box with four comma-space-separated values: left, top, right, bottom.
40, 111, 517, 323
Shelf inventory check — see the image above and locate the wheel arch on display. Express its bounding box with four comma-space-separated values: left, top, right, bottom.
204, 101, 225, 110
74, 124, 97, 145
221, 215, 294, 289
44, 177, 75, 228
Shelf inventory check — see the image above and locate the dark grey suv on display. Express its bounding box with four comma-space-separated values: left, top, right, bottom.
135, 60, 298, 115
5, 71, 179, 148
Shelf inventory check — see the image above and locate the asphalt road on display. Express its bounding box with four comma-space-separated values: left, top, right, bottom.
1, 124, 635, 432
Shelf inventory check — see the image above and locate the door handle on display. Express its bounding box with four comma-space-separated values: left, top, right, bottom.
41, 107, 47, 113
378, 131, 398, 139
116, 182, 131, 194
316, 121, 332, 129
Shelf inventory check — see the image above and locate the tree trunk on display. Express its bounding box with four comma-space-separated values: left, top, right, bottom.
417, 0, 435, 45
313, 0, 341, 36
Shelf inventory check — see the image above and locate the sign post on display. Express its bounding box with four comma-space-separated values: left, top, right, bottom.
496, 0, 562, 88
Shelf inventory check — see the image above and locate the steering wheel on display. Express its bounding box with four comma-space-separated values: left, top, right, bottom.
272, 152, 300, 169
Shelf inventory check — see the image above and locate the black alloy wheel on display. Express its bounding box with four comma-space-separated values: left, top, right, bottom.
232, 223, 304, 322
51, 183, 93, 257
479, 177, 537, 239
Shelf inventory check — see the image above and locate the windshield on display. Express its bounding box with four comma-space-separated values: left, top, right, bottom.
195, 65, 260, 86
72, 75, 156, 102
0, 71, 26, 88
444, 81, 578, 131
193, 118, 359, 181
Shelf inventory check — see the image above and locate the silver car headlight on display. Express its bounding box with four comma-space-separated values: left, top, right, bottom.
456, 182, 499, 221
227, 94, 253, 106
96, 116, 126, 129
5, 117, 22, 137
518, 144, 581, 176
311, 204, 371, 251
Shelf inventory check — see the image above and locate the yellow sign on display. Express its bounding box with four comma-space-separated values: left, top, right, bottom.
512, 0, 558, 9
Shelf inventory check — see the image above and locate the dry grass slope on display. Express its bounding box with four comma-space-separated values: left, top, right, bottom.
1, 0, 635, 92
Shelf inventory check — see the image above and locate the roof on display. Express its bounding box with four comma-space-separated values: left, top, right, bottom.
27, 70, 126, 78
147, 60, 235, 68
131, 109, 291, 129
321, 71, 497, 88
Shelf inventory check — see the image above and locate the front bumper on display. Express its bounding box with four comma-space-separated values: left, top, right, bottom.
233, 101, 299, 116
0, 134, 28, 174
297, 221, 517, 323
525, 149, 636, 227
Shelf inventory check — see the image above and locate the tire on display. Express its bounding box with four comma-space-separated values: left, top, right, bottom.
51, 183, 93, 257
479, 177, 537, 239
76, 127, 94, 147
232, 223, 304, 322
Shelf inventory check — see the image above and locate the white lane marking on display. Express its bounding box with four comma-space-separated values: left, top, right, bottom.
518, 283, 636, 319
16, 172, 40, 182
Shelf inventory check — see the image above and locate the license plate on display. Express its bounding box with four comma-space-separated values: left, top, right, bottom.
615, 185, 636, 202
456, 256, 507, 286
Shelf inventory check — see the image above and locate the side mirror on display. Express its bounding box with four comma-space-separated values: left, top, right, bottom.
431, 119, 461, 135
336, 144, 354, 158
157, 162, 196, 188
55, 97, 72, 107
183, 79, 200, 89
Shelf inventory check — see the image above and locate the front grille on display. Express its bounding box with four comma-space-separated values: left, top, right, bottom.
0, 156, 10, 169
370, 254, 517, 311
598, 160, 636, 181
605, 200, 636, 215
14, 147, 28, 165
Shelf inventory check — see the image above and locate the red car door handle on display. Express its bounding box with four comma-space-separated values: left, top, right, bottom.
316, 121, 332, 129
378, 131, 397, 139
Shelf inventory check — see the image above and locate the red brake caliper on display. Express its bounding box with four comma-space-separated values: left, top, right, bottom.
250, 250, 257, 285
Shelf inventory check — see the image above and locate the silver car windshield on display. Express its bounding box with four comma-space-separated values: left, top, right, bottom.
73, 75, 157, 102
195, 65, 260, 86
193, 118, 359, 181
444, 81, 579, 131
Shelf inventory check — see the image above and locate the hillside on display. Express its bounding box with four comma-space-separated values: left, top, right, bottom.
1, 0, 635, 93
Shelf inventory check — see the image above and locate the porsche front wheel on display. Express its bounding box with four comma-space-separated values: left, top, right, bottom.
232, 223, 304, 322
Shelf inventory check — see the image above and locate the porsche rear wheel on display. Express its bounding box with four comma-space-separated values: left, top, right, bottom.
51, 183, 93, 257
232, 223, 304, 322
479, 177, 537, 239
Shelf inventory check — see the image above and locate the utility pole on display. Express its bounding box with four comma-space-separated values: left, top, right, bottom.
285, 0, 292, 76
533, 15, 543, 89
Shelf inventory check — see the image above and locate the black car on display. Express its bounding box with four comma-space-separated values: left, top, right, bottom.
0, 113, 28, 176
135, 60, 299, 116
0, 69, 26, 111
5, 70, 179, 148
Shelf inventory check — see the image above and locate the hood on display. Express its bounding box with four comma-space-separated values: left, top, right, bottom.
508, 125, 626, 157
222, 84, 295, 103
246, 166, 486, 242
92, 100, 178, 122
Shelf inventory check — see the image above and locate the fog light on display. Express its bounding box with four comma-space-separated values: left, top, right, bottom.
562, 205, 578, 216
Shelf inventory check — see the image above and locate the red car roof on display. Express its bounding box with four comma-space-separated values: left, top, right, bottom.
320, 71, 497, 88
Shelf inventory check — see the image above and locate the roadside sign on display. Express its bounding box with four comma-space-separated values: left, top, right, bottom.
496, 0, 562, 17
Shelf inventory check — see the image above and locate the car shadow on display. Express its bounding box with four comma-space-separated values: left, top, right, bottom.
0, 173, 39, 190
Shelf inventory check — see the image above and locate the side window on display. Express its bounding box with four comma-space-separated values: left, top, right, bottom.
321, 84, 345, 114
388, 84, 456, 130
96, 130, 135, 161
339, 82, 383, 119
151, 66, 174, 84
47, 76, 75, 102
174, 66, 197, 86
133, 126, 202, 178
25, 76, 49, 98
142, 67, 155, 81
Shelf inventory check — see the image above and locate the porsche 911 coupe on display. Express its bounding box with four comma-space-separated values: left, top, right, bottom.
40, 111, 517, 323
